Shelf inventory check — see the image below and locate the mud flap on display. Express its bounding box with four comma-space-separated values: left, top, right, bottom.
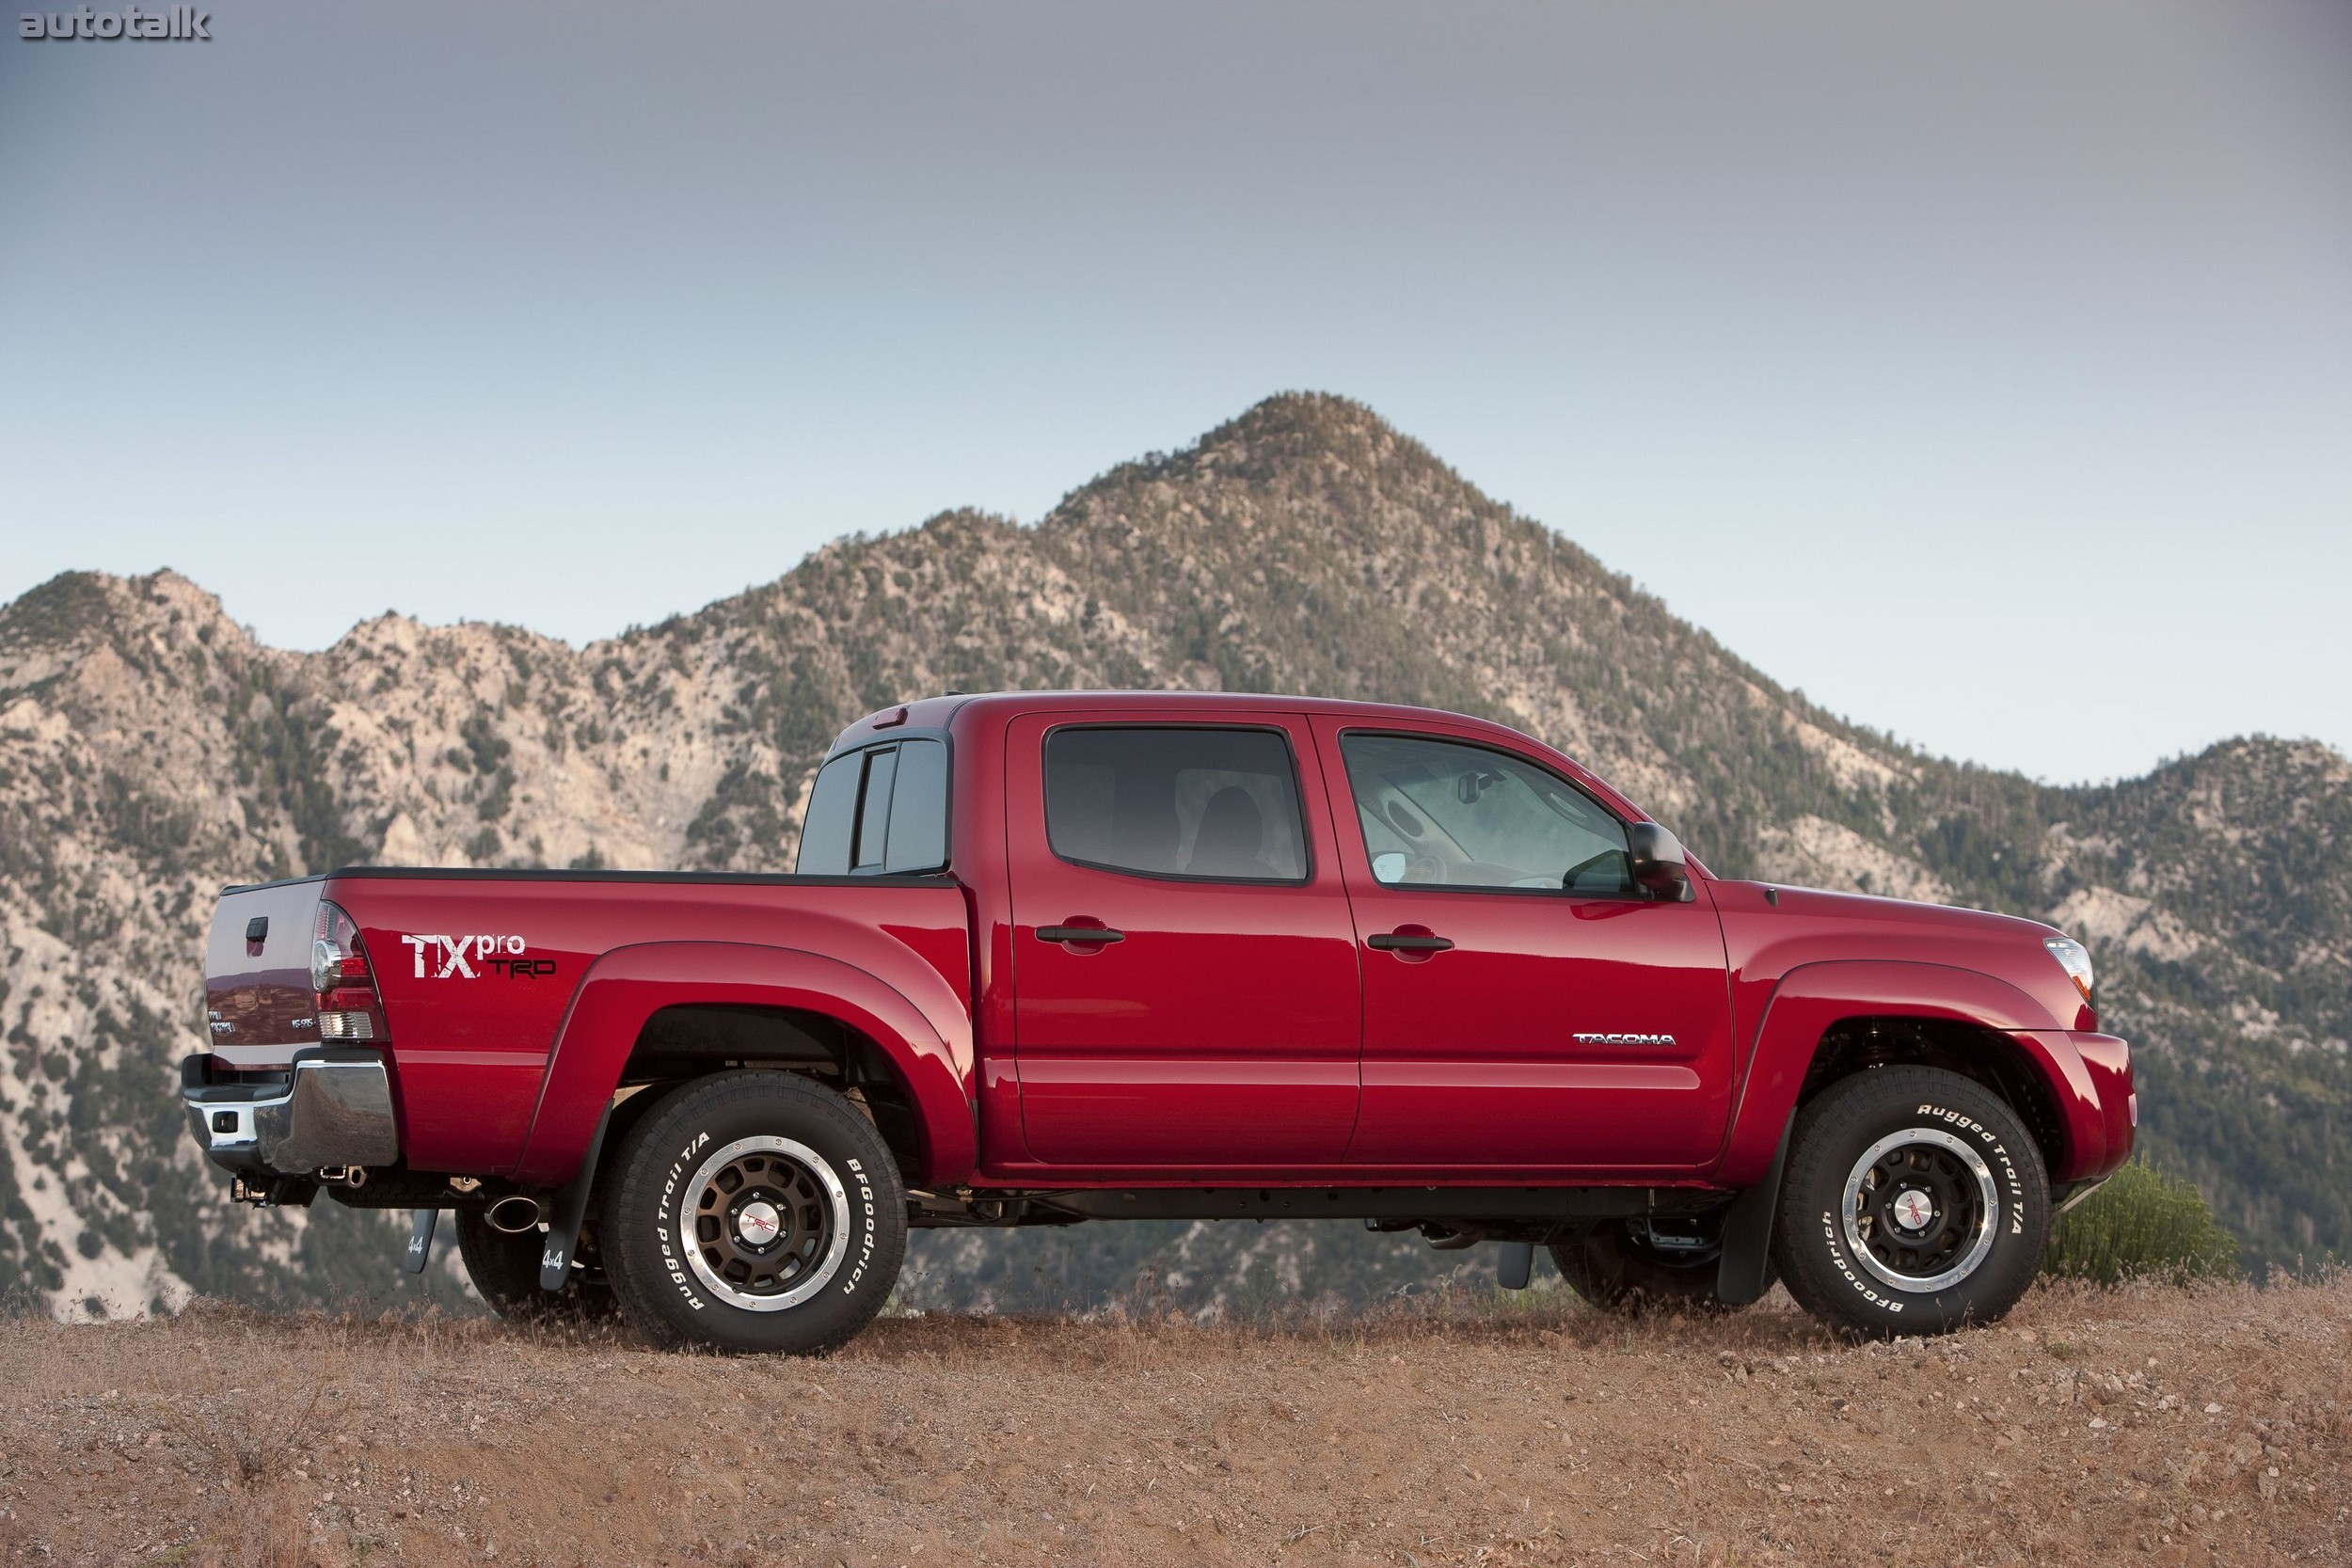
404, 1208, 438, 1275
1715, 1117, 1792, 1307
1495, 1240, 1534, 1291
539, 1103, 612, 1291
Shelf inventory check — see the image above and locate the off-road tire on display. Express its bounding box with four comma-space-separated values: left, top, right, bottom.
604, 1071, 907, 1354
1772, 1066, 2048, 1338
1549, 1222, 1737, 1315
454, 1208, 617, 1322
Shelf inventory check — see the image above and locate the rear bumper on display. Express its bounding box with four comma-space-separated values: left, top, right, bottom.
181, 1049, 400, 1176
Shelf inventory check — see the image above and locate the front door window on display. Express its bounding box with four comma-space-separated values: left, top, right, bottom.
1341, 733, 1634, 894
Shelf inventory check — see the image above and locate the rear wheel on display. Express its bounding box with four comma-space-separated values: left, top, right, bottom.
1549, 1218, 1735, 1314
603, 1070, 907, 1354
454, 1208, 616, 1322
1772, 1066, 2048, 1338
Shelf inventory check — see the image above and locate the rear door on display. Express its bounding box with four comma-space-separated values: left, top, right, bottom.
1312, 720, 1735, 1171
1007, 710, 1361, 1168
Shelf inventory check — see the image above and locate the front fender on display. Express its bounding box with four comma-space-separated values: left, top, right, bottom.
510, 941, 977, 1187
1716, 958, 2088, 1185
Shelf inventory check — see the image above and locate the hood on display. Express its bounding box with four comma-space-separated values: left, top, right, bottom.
1724, 879, 2092, 1032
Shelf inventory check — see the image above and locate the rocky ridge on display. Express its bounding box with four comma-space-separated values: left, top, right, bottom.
0, 393, 2344, 1317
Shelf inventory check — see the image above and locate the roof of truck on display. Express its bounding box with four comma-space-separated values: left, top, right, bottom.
828, 689, 1653, 828
833, 689, 1526, 747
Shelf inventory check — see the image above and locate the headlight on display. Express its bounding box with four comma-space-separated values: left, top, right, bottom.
2043, 935, 2095, 1005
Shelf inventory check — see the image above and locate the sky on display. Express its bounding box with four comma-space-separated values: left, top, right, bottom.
2, 1, 2347, 786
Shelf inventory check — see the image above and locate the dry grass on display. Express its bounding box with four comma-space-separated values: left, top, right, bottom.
0, 1279, 2344, 1567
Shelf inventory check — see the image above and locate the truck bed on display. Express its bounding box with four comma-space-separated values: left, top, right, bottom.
205, 867, 973, 1179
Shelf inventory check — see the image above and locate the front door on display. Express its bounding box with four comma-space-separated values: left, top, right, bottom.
1009, 713, 1362, 1169
1312, 721, 1735, 1172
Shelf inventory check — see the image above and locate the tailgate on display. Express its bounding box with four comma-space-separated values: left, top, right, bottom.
204, 878, 326, 1068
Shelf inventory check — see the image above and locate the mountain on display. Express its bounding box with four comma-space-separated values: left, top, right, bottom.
1, 393, 2344, 1319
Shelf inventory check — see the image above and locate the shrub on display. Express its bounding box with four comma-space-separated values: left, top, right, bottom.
2042, 1158, 2238, 1285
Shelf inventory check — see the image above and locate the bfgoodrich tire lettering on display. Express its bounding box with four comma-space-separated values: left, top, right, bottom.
1771, 1065, 2048, 1338
605, 1071, 907, 1354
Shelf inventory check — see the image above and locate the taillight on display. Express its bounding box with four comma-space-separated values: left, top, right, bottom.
311, 900, 389, 1042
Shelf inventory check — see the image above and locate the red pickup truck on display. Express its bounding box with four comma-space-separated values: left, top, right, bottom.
185, 691, 2134, 1350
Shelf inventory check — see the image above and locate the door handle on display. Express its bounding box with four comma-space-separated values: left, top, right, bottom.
1036, 925, 1126, 945
1367, 931, 1454, 952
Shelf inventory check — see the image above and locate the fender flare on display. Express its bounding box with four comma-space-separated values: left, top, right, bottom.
509, 941, 977, 1188
1715, 959, 2092, 1188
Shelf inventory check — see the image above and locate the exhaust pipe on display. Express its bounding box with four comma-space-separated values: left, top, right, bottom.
485, 1195, 545, 1234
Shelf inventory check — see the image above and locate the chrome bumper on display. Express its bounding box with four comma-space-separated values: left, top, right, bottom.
181, 1049, 400, 1176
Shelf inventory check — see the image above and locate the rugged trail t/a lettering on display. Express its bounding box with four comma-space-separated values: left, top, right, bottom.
180, 690, 2136, 1352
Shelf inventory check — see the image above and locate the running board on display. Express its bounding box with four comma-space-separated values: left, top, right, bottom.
1037, 1186, 1725, 1224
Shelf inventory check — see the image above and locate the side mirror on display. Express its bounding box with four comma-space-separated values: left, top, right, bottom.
1627, 822, 1694, 902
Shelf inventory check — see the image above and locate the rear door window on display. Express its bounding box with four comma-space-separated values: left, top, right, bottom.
794, 738, 949, 875
1044, 726, 1309, 882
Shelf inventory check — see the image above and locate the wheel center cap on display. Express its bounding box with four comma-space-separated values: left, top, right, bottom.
1890, 1189, 1936, 1232
736, 1199, 782, 1246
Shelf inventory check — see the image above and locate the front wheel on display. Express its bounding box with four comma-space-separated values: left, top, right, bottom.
603, 1070, 907, 1354
1772, 1066, 2048, 1338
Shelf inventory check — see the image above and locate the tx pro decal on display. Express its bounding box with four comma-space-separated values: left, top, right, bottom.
1572, 1032, 1677, 1048
399, 933, 556, 980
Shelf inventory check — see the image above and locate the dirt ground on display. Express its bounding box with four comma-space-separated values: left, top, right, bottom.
0, 1278, 2344, 1568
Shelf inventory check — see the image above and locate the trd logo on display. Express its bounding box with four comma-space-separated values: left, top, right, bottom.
399, 933, 555, 980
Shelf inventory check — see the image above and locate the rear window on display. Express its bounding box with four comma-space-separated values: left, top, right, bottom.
1043, 725, 1308, 882
795, 739, 949, 875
